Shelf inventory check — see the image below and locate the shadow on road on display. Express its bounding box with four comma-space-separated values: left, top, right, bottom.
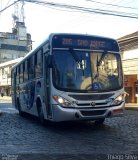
19, 112, 117, 134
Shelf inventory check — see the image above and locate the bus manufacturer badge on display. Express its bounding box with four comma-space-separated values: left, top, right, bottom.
90, 102, 96, 107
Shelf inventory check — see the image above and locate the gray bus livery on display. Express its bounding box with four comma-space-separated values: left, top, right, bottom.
11, 33, 125, 124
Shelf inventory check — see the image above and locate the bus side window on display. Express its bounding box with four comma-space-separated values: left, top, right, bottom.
28, 56, 34, 80
20, 63, 24, 83
16, 67, 20, 85
24, 60, 28, 82
11, 69, 14, 95
34, 53, 37, 78
12, 68, 16, 85
35, 50, 43, 78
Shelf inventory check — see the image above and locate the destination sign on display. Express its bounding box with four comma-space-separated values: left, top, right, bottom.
62, 38, 106, 48
52, 34, 119, 52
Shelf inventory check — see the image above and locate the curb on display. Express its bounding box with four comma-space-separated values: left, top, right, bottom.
125, 107, 138, 111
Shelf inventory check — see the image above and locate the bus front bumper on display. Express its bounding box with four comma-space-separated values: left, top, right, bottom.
52, 102, 125, 122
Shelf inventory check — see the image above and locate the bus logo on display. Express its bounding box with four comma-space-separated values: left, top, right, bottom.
90, 102, 96, 107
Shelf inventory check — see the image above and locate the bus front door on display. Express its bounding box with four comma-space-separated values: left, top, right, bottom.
45, 54, 52, 119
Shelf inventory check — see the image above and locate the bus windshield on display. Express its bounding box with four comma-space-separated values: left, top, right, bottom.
52, 49, 123, 92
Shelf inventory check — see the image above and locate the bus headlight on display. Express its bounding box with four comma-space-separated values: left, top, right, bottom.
112, 94, 124, 106
53, 95, 74, 107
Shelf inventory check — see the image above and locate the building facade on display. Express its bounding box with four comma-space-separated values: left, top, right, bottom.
0, 21, 32, 96
118, 31, 138, 103
0, 21, 32, 64
0, 58, 23, 96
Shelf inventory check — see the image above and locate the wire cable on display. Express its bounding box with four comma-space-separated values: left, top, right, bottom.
0, 0, 20, 13
84, 0, 138, 10
24, 0, 138, 19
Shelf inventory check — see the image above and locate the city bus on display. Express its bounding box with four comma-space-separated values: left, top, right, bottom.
11, 33, 125, 124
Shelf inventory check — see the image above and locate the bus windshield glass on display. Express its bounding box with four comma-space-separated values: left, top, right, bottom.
52, 50, 123, 92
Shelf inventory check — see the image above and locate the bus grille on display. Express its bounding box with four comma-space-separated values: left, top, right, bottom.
69, 94, 114, 101
80, 110, 106, 116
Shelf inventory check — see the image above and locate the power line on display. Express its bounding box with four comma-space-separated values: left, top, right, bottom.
0, 0, 20, 13
6, 0, 12, 7
84, 0, 138, 10
0, 0, 138, 19
24, 0, 138, 19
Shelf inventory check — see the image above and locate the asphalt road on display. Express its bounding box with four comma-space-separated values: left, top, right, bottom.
0, 102, 138, 160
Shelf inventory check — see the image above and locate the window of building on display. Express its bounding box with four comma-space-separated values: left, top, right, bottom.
2, 68, 4, 75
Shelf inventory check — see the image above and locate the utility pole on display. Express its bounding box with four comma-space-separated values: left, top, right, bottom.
12, 0, 25, 27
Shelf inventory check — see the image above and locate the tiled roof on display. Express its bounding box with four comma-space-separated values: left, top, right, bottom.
118, 31, 138, 41
117, 31, 138, 51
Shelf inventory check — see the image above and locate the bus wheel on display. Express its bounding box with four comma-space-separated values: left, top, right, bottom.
37, 100, 45, 125
94, 118, 105, 125
17, 99, 24, 117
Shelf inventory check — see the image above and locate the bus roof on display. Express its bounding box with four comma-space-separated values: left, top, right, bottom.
12, 33, 119, 70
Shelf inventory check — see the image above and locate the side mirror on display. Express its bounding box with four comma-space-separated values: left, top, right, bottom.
46, 55, 53, 68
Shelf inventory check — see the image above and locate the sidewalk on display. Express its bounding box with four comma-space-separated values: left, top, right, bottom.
125, 103, 138, 110
0, 96, 12, 103
0, 96, 11, 100
0, 96, 12, 115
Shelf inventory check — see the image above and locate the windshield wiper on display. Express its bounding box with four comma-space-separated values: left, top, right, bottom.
93, 51, 107, 81
69, 48, 80, 62
93, 55, 99, 80
69, 48, 85, 76
97, 51, 107, 66
69, 48, 84, 69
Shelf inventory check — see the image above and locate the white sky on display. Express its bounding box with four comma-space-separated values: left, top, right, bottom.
0, 0, 138, 48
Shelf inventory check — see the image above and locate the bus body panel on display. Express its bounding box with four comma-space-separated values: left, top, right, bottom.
16, 77, 49, 119
50, 86, 125, 121
52, 103, 124, 122
11, 33, 124, 123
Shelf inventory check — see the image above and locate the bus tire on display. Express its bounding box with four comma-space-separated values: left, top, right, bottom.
36, 99, 45, 125
17, 98, 24, 117
94, 118, 105, 125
